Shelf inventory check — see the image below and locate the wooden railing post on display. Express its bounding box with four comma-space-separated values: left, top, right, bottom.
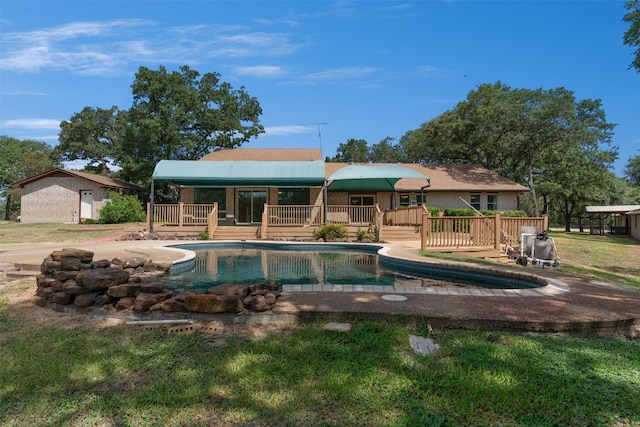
421, 211, 430, 251
146, 202, 151, 231
207, 203, 218, 240
494, 214, 501, 251
260, 204, 268, 240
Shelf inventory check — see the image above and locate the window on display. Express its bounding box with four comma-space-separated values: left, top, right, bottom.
350, 195, 375, 205
399, 193, 425, 207
487, 194, 498, 211
278, 189, 310, 205
470, 194, 481, 210
195, 188, 226, 217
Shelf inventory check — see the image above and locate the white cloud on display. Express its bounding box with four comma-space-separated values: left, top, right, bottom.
290, 67, 380, 86
0, 20, 304, 75
263, 125, 317, 136
416, 65, 448, 78
233, 65, 287, 78
3, 118, 61, 130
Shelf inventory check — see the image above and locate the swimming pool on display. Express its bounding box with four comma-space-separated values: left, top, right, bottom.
161, 242, 545, 292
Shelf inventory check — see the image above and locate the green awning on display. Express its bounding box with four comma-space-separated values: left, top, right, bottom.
327, 165, 429, 191
152, 160, 326, 188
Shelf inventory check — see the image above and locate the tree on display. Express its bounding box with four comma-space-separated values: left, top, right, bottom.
623, 0, 640, 72
400, 82, 617, 217
57, 106, 126, 174
57, 65, 264, 190
326, 138, 369, 162
0, 136, 62, 219
368, 137, 407, 163
624, 154, 640, 185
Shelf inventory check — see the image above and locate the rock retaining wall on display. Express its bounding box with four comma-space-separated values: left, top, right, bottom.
35, 248, 280, 315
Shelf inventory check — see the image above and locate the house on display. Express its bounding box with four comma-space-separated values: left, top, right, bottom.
151, 148, 528, 227
11, 168, 138, 223
585, 205, 640, 237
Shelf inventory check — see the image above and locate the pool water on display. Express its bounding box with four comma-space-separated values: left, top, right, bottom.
161, 243, 543, 292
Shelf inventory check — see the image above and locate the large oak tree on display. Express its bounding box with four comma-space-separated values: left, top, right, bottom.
400, 82, 618, 221
57, 65, 264, 193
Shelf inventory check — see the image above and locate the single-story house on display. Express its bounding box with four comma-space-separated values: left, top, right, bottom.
585, 205, 640, 237
11, 168, 138, 223
152, 148, 528, 226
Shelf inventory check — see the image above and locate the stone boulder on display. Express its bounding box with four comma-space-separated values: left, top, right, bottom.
107, 283, 142, 298
77, 267, 130, 291
133, 292, 173, 312
184, 294, 243, 314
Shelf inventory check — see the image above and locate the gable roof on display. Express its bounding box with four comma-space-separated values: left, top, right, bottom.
200, 148, 323, 161
325, 163, 528, 192
11, 168, 138, 190
163, 148, 528, 192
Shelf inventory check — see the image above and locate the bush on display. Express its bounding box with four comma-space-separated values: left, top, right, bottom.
98, 191, 146, 224
502, 210, 528, 217
313, 223, 348, 241
356, 227, 376, 242
426, 206, 440, 217
443, 208, 478, 217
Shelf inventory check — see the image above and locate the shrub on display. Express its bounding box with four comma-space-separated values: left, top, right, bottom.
313, 223, 348, 241
198, 230, 209, 240
502, 210, 528, 217
426, 206, 440, 217
443, 208, 478, 217
356, 227, 376, 242
98, 191, 146, 224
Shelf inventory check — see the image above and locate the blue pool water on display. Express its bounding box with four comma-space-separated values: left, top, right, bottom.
161, 242, 543, 292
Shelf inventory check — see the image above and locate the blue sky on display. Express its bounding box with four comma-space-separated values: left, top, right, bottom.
1, 1, 638, 176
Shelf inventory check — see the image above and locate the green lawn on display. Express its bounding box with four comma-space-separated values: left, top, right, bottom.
1, 225, 639, 426
1, 291, 639, 427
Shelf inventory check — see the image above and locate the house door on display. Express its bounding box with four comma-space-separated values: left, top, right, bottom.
237, 190, 266, 224
80, 190, 93, 220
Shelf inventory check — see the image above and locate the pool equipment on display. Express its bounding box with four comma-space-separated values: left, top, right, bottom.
517, 227, 559, 268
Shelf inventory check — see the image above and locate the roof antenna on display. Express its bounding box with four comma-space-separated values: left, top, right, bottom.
302, 122, 327, 150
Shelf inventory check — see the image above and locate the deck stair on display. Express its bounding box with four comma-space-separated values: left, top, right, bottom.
211, 226, 261, 241
380, 225, 421, 242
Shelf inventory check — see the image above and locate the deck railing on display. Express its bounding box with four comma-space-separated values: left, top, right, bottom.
265, 205, 324, 226
421, 214, 548, 251
326, 205, 377, 226
384, 205, 428, 226
148, 203, 216, 227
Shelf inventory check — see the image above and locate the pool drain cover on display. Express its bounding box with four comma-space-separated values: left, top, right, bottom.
381, 294, 407, 302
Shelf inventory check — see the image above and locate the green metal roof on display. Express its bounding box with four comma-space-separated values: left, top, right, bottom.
327, 165, 429, 192
152, 160, 326, 188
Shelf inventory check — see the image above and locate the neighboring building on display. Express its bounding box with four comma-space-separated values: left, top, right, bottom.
585, 205, 640, 237
11, 169, 138, 223
629, 209, 640, 241
153, 148, 527, 225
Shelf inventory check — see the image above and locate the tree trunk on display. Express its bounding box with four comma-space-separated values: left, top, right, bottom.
527, 161, 540, 216
563, 199, 574, 232
4, 193, 11, 220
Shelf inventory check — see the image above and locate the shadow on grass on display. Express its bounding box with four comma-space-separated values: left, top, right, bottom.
1, 305, 639, 426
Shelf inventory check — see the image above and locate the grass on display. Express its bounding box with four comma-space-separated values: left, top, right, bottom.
421, 231, 640, 291
1, 223, 640, 425
1, 289, 639, 427
0, 221, 145, 244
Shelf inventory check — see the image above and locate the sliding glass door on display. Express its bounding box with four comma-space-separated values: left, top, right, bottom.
237, 190, 266, 224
